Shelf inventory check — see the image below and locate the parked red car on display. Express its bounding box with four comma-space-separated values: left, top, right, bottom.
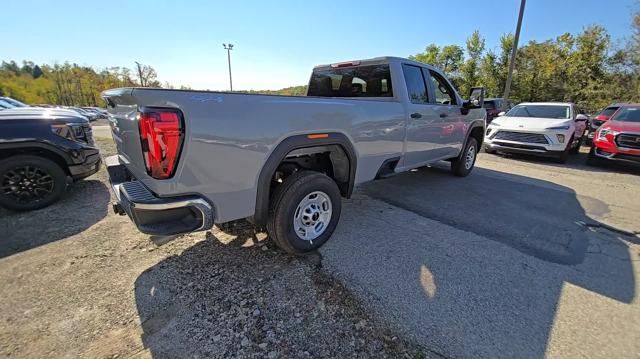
587, 103, 624, 143
588, 104, 640, 166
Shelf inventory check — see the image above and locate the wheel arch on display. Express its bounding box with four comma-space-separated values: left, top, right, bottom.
0, 142, 71, 176
253, 133, 357, 227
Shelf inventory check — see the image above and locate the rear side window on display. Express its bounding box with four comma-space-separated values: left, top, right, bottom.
402, 64, 428, 104
307, 64, 393, 98
483, 100, 496, 110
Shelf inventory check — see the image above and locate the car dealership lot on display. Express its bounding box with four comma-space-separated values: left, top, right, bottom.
1, 135, 639, 358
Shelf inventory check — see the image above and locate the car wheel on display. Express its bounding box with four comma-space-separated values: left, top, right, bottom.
586, 145, 601, 166
267, 171, 342, 255
0, 155, 67, 211
570, 135, 583, 154
451, 137, 478, 177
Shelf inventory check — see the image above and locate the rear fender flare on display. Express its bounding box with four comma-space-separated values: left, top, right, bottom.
253, 133, 357, 227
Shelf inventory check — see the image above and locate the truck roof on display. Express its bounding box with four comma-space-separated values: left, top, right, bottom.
312, 56, 439, 71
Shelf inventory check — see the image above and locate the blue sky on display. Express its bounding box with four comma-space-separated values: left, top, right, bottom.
2, 0, 637, 90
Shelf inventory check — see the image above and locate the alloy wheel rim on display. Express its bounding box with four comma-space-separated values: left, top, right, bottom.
293, 191, 332, 241
1, 165, 54, 204
465, 146, 476, 170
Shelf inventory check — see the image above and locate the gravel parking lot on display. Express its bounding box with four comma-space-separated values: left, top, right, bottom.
1, 132, 639, 358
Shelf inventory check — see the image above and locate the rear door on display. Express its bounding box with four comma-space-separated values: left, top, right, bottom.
401, 64, 443, 167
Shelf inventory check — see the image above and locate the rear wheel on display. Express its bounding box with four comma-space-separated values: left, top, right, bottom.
267, 171, 342, 255
451, 137, 478, 177
556, 136, 574, 164
0, 155, 67, 211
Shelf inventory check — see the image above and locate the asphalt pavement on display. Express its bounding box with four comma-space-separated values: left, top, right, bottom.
321, 151, 640, 358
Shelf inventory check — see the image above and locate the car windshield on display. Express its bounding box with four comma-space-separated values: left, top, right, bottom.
506, 105, 570, 119
483, 100, 496, 110
599, 107, 619, 117
0, 100, 16, 109
611, 106, 640, 122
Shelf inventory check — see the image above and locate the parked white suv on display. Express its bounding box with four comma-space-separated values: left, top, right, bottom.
484, 102, 588, 163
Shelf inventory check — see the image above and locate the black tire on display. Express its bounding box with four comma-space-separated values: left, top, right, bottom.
0, 155, 67, 211
451, 137, 478, 177
586, 145, 601, 166
556, 136, 574, 164
570, 134, 583, 154
266, 171, 342, 255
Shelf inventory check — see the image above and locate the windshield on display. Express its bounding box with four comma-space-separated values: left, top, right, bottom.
599, 107, 619, 117
0, 100, 16, 109
483, 100, 496, 110
611, 106, 640, 122
506, 105, 570, 119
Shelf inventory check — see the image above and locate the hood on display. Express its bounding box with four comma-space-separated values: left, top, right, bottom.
605, 120, 640, 133
0, 107, 89, 124
491, 116, 573, 130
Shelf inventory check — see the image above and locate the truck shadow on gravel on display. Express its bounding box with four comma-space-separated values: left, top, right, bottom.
0, 180, 110, 258
133, 223, 426, 358
320, 165, 637, 358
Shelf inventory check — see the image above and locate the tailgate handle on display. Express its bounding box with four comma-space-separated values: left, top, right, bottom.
410, 112, 422, 119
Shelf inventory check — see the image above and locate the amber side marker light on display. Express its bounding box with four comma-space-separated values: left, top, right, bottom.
307, 133, 329, 139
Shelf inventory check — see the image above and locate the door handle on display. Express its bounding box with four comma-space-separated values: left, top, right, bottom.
410, 112, 422, 119
439, 113, 448, 118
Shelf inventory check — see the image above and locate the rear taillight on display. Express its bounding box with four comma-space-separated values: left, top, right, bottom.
138, 109, 184, 179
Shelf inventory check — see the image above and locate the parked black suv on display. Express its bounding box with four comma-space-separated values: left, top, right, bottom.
0, 108, 101, 211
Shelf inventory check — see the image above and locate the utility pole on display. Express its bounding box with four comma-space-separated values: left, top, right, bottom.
222, 43, 234, 91
502, 0, 526, 110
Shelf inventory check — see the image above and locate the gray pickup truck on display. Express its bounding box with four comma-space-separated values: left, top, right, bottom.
103, 56, 485, 254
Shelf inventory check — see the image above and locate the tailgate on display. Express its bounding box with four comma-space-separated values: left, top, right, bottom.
102, 88, 185, 186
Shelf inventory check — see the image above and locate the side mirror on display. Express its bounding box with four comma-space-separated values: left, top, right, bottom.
498, 111, 506, 117
467, 87, 485, 109
576, 114, 588, 122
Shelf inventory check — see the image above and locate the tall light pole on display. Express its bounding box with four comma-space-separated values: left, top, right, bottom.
502, 0, 526, 110
222, 43, 234, 91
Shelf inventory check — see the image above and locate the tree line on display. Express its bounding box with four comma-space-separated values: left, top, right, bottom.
1, 9, 637, 112
410, 10, 640, 113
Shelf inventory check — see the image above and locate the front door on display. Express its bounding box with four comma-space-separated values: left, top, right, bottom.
401, 64, 444, 168
425, 69, 466, 158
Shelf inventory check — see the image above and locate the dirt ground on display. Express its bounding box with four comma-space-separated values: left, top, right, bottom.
0, 138, 432, 359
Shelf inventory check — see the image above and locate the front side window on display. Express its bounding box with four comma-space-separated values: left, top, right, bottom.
428, 71, 456, 105
506, 105, 571, 119
307, 64, 393, 98
402, 64, 428, 104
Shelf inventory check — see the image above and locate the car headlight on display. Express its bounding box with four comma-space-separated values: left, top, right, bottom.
597, 128, 616, 141
51, 123, 87, 142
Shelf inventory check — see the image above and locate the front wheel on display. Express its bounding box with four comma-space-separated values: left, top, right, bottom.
267, 171, 342, 255
0, 155, 67, 211
451, 137, 478, 177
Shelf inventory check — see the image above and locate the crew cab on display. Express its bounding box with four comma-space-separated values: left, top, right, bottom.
588, 104, 640, 166
103, 57, 486, 255
484, 102, 588, 163
0, 108, 101, 211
